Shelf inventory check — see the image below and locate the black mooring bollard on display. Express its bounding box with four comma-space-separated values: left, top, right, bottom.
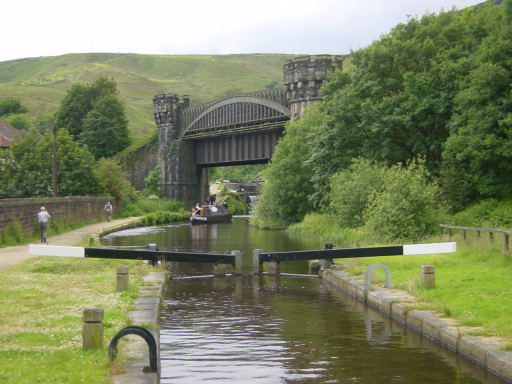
109, 326, 158, 373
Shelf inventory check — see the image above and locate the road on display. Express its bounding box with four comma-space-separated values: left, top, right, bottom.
0, 217, 139, 270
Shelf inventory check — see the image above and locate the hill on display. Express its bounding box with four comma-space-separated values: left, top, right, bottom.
0, 53, 295, 136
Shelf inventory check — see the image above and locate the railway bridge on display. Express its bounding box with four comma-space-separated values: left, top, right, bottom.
153, 55, 343, 205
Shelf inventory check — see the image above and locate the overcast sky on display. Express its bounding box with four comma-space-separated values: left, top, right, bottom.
1, 0, 483, 63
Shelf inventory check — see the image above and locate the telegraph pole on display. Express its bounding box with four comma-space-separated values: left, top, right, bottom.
52, 123, 57, 197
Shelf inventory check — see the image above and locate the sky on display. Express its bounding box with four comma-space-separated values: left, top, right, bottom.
1, 0, 484, 63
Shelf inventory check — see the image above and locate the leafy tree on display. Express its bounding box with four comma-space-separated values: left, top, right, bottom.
143, 165, 164, 197
80, 94, 130, 159
1, 130, 100, 198
0, 97, 27, 117
55, 84, 91, 139
55, 76, 120, 140
254, 109, 321, 228
442, 6, 512, 208
3, 114, 31, 130
96, 158, 138, 205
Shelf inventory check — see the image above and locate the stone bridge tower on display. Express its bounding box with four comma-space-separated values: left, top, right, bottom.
153, 93, 209, 205
283, 55, 343, 120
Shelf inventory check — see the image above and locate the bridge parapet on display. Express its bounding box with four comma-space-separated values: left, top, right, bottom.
178, 88, 287, 134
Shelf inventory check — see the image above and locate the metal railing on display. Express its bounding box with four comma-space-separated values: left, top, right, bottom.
440, 224, 512, 250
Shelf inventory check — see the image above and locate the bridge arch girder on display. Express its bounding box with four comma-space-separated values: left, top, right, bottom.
181, 96, 290, 139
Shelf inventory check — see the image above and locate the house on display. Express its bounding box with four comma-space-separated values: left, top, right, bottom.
0, 120, 20, 149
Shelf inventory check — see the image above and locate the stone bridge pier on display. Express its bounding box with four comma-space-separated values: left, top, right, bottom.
153, 94, 209, 207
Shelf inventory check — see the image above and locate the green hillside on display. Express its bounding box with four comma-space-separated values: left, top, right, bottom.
0, 53, 294, 136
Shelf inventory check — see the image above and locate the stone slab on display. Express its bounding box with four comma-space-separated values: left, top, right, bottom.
487, 349, 512, 383
458, 336, 505, 368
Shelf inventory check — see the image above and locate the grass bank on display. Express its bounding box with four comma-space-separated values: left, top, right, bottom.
0, 257, 153, 383
289, 213, 512, 344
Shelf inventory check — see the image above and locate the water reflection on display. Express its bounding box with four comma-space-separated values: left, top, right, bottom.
105, 217, 505, 383
160, 276, 503, 384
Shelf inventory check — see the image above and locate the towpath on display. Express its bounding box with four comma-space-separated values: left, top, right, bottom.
0, 217, 140, 270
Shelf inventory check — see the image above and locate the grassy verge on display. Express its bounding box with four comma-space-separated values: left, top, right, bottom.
1, 218, 104, 248
289, 213, 512, 344
0, 257, 153, 383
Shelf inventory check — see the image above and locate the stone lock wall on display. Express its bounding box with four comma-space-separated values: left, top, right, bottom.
0, 197, 115, 237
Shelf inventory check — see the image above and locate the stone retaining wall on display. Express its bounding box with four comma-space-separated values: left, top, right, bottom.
321, 269, 512, 383
0, 197, 116, 237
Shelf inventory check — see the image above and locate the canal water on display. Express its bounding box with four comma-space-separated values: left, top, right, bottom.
102, 217, 504, 383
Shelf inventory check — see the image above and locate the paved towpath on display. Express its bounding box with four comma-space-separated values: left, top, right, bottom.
0, 217, 140, 271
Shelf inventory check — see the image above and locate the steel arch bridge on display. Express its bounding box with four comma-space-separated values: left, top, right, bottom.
153, 55, 343, 204
178, 89, 290, 166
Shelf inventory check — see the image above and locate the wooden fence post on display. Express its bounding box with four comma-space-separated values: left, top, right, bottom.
116, 266, 129, 292
422, 265, 435, 289
83, 307, 103, 349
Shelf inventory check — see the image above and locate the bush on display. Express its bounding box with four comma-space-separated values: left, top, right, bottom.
364, 161, 441, 240
450, 199, 512, 228
1, 220, 23, 245
222, 194, 248, 215
140, 210, 189, 226
119, 198, 185, 218
329, 158, 387, 228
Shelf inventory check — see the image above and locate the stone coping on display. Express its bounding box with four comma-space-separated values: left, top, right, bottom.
111, 270, 167, 384
321, 269, 512, 384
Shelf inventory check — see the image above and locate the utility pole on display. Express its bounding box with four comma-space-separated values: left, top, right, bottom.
52, 123, 57, 197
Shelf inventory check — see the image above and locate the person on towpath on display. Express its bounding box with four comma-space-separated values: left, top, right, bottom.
37, 206, 51, 244
104, 201, 113, 222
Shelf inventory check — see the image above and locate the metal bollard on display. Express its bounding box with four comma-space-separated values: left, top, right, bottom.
116, 266, 129, 292
421, 265, 435, 289
83, 307, 103, 349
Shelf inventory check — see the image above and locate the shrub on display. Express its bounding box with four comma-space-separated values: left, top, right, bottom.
222, 194, 248, 215
1, 220, 23, 245
450, 199, 512, 228
364, 161, 441, 240
119, 198, 185, 218
329, 158, 387, 228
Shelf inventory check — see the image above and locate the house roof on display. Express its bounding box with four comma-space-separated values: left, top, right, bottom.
0, 120, 21, 148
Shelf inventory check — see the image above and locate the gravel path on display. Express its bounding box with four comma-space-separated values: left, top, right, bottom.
0, 217, 140, 270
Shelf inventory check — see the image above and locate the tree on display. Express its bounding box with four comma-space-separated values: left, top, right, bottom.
55, 76, 120, 140
1, 130, 100, 198
0, 97, 27, 117
143, 165, 164, 197
80, 94, 131, 159
441, 5, 512, 209
254, 109, 321, 228
96, 158, 138, 205
55, 84, 91, 139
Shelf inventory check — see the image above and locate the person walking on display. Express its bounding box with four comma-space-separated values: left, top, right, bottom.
37, 207, 51, 244
104, 201, 113, 222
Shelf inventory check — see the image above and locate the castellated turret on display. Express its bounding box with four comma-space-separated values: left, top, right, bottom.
283, 55, 343, 120
153, 94, 201, 203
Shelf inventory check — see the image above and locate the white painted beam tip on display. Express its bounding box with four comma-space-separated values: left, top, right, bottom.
29, 244, 85, 258
403, 242, 456, 255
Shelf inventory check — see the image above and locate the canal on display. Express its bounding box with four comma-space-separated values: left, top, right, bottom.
102, 217, 504, 383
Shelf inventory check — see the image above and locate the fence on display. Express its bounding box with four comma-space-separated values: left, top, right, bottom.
440, 224, 512, 251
